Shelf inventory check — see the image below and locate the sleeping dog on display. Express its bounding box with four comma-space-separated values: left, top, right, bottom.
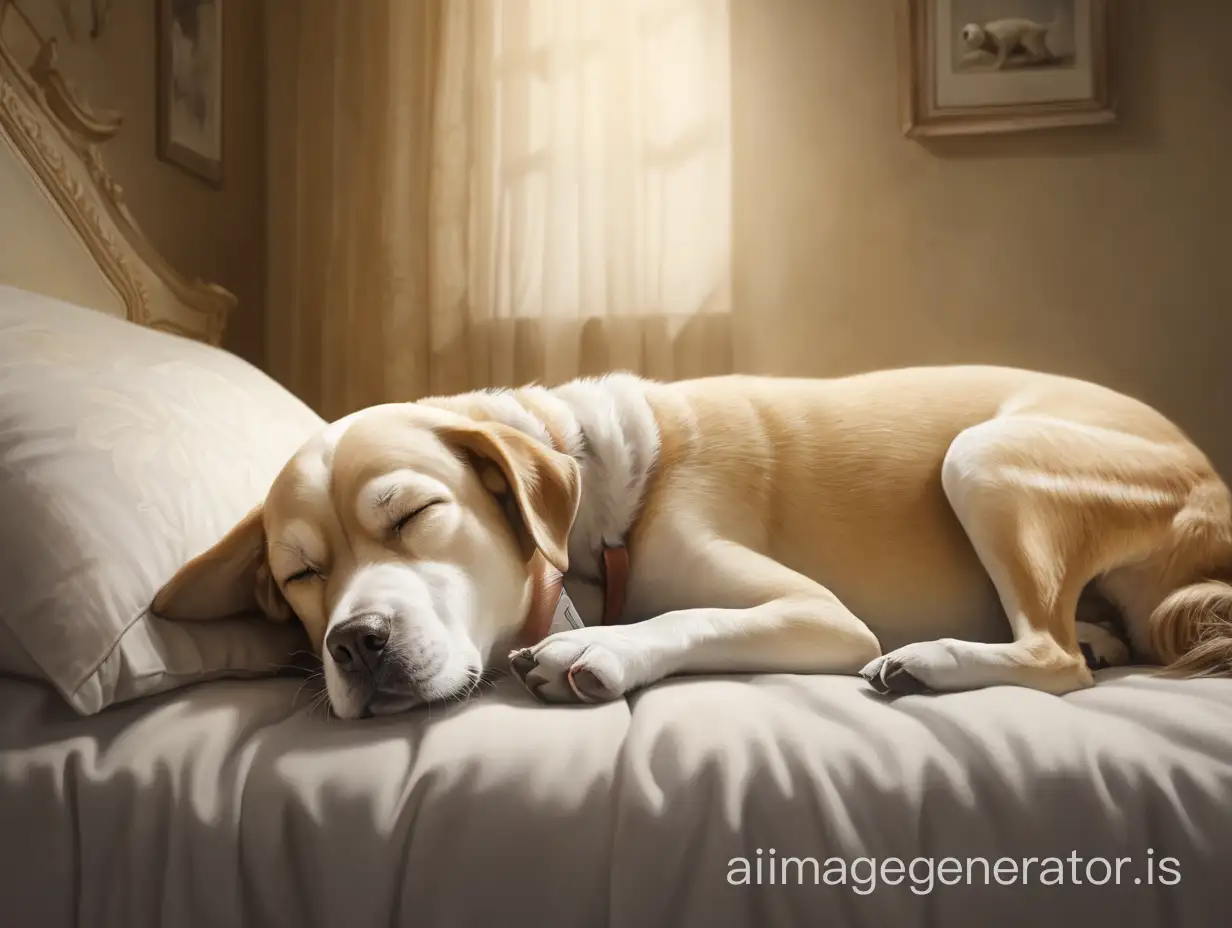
154, 367, 1232, 719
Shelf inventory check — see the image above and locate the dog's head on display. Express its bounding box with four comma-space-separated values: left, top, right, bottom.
153, 403, 581, 718
960, 22, 987, 49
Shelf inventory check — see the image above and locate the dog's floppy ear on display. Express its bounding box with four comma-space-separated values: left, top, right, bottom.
441, 420, 581, 573
151, 504, 293, 623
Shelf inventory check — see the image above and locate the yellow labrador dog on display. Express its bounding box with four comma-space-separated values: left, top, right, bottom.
154, 366, 1232, 719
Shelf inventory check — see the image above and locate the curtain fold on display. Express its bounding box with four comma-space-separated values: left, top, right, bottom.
266, 0, 732, 421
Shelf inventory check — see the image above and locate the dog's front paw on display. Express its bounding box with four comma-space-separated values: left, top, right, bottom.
509, 629, 637, 704
860, 653, 931, 697
860, 641, 960, 696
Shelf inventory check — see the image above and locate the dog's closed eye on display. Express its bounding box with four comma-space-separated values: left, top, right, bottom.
392, 500, 444, 538
283, 566, 319, 585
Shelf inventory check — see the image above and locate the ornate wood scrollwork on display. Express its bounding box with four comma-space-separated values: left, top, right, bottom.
0, 1, 234, 345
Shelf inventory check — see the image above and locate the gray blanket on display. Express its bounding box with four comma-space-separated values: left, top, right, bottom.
1, 667, 1229, 927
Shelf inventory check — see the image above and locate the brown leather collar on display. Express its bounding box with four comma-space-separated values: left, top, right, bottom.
512, 404, 632, 645
516, 544, 630, 646
600, 545, 629, 626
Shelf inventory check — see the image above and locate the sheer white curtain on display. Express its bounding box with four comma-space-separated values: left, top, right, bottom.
266, 0, 732, 415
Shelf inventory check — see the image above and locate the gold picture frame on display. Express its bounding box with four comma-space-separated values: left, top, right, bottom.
897, 0, 1115, 138
155, 0, 222, 186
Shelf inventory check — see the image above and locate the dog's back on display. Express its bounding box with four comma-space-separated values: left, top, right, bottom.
631, 367, 1232, 668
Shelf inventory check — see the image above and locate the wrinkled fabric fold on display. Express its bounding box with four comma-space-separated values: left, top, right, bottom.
3, 668, 1230, 927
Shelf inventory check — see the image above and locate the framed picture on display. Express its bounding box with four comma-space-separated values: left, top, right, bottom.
156, 0, 223, 185
897, 0, 1114, 138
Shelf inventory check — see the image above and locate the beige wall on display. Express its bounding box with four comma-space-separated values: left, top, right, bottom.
20, 0, 1229, 474
731, 0, 1232, 474
19, 0, 266, 364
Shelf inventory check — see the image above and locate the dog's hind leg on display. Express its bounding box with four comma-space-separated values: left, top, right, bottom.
1027, 26, 1056, 62
862, 414, 1204, 697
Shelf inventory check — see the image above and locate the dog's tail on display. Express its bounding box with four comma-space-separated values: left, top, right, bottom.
1151, 579, 1232, 677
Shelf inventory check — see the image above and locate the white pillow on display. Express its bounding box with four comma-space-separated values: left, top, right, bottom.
0, 285, 322, 714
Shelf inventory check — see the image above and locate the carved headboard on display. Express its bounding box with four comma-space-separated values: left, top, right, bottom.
0, 0, 231, 344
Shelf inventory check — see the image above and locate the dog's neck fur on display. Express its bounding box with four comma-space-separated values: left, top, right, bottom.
421, 374, 661, 586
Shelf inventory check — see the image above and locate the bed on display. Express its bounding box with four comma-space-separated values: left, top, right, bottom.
5, 667, 1232, 926
2, 6, 1230, 927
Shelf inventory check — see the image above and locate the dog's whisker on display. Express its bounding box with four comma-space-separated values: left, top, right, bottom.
291, 671, 325, 709
267, 662, 312, 674
306, 687, 331, 720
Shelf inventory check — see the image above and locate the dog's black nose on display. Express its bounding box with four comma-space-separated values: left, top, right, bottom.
327, 614, 391, 674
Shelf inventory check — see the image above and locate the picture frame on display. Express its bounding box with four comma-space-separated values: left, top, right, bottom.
156, 0, 223, 186
896, 0, 1115, 138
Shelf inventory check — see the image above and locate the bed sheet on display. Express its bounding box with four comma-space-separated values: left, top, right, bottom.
2, 667, 1230, 927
